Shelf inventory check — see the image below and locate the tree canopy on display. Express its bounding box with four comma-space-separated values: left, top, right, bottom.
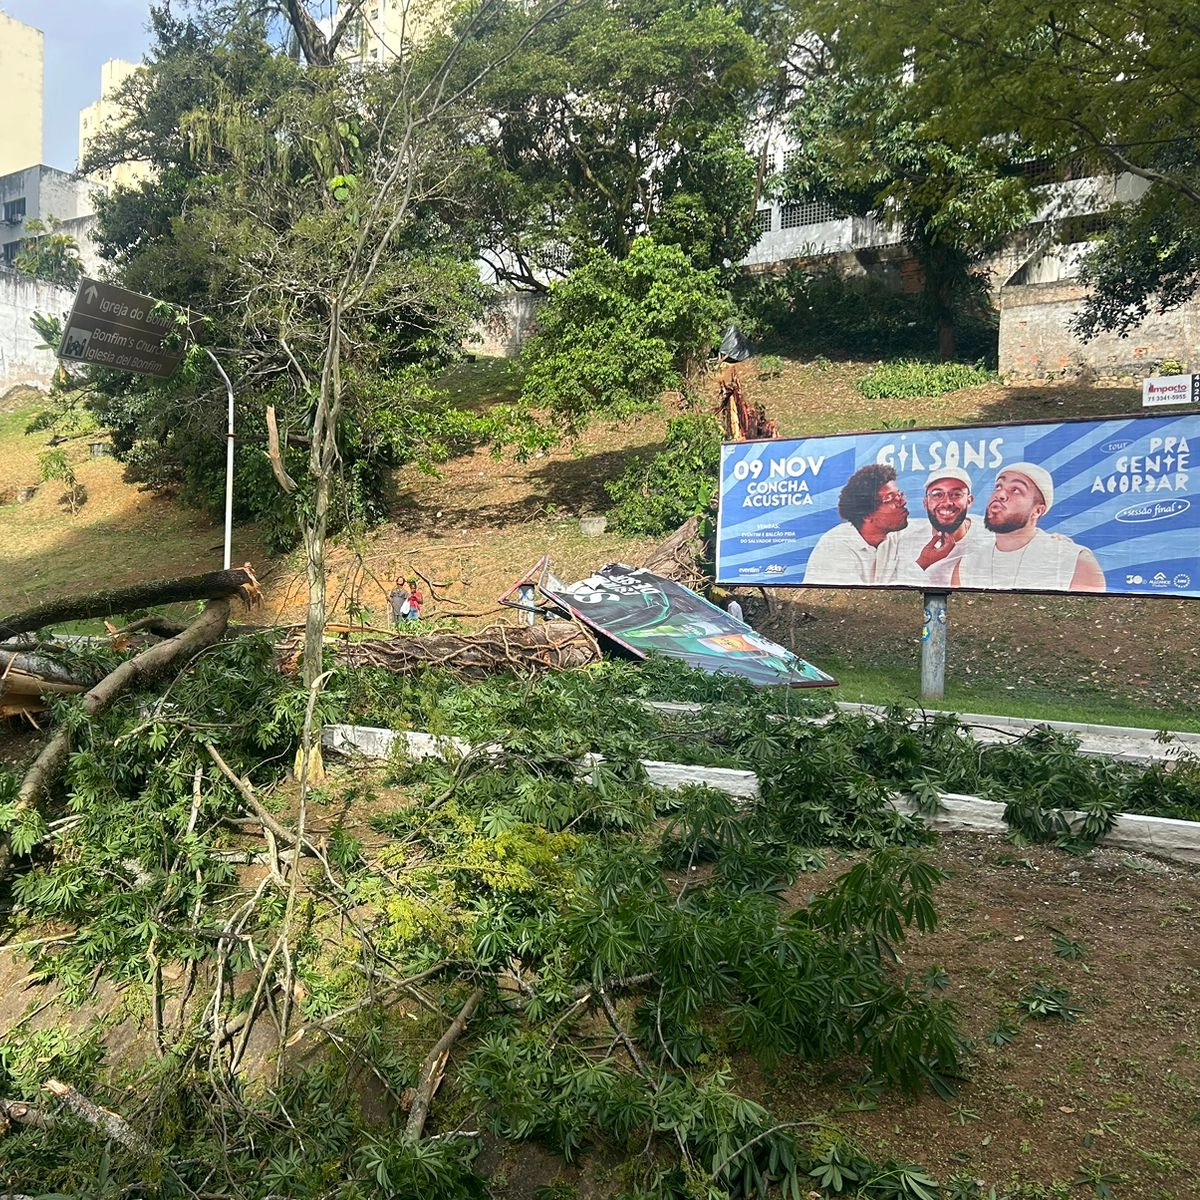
435, 0, 765, 286
780, 70, 1033, 359
806, 0, 1200, 336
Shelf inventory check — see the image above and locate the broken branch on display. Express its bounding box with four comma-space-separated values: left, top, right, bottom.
0, 600, 232, 878
404, 986, 486, 1141
43, 1078, 153, 1156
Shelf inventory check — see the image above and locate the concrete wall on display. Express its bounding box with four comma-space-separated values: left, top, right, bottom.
0, 272, 76, 389
468, 292, 542, 358
743, 213, 903, 269
0, 12, 43, 177
999, 279, 1200, 380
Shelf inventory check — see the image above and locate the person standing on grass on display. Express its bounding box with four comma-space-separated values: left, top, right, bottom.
388, 579, 411, 629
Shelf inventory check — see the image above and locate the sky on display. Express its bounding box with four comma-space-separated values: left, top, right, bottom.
2, 0, 156, 173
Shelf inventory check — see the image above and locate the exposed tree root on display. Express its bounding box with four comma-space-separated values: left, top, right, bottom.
317, 621, 600, 680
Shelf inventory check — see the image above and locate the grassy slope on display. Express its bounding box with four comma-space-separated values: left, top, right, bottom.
2, 363, 1198, 729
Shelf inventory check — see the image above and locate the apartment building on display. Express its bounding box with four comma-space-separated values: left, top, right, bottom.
335, 0, 450, 64
79, 58, 153, 188
0, 10, 44, 177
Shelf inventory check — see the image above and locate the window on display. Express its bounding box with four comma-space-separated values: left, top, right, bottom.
750, 208, 772, 238
780, 199, 838, 228
3, 240, 21, 267
3, 197, 26, 224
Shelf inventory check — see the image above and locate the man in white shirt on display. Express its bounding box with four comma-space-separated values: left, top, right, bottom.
877, 467, 985, 587
952, 463, 1106, 592
803, 463, 910, 584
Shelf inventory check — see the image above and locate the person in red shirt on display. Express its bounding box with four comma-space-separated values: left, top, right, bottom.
405, 578, 423, 621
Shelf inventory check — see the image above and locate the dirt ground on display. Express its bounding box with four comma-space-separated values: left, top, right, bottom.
2, 814, 1195, 1198
5, 363, 1195, 722
763, 834, 1200, 1199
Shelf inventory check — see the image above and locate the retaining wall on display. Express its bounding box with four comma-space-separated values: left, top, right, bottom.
0, 272, 75, 389
999, 280, 1199, 380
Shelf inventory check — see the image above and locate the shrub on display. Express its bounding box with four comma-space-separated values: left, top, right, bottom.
856, 359, 995, 399
606, 411, 722, 537
519, 238, 727, 436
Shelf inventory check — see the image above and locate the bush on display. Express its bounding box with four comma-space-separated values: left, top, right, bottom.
519, 238, 727, 436
606, 411, 722, 537
856, 359, 995, 399
731, 267, 999, 364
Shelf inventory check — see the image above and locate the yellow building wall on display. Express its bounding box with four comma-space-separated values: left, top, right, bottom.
0, 12, 44, 176
79, 58, 153, 187
337, 0, 452, 63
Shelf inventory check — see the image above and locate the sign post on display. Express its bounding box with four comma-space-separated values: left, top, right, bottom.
920, 592, 948, 700
56, 277, 234, 572
1142, 373, 1200, 408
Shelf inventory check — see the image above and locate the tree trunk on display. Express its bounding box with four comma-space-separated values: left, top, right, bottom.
937, 314, 957, 362
0, 568, 256, 642
0, 599, 232, 878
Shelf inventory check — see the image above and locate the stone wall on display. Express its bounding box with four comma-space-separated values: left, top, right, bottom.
999, 279, 1199, 380
0, 272, 76, 389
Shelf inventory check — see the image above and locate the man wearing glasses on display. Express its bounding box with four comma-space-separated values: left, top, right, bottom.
878, 467, 982, 587
803, 463, 910, 584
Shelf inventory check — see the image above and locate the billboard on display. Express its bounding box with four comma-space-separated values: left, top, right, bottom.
540, 564, 837, 687
716, 413, 1200, 597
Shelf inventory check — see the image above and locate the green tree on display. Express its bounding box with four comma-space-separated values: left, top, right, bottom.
517, 237, 726, 436
780, 72, 1033, 360
438, 0, 764, 285
63, 1, 572, 687
806, 0, 1200, 337
14, 218, 84, 290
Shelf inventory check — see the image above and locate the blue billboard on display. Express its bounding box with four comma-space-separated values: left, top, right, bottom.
715, 414, 1200, 597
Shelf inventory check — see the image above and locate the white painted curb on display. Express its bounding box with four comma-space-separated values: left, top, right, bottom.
322, 724, 1200, 866
321, 724, 760, 799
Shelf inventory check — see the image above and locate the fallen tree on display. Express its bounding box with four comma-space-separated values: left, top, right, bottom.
0, 567, 259, 643
0, 599, 233, 877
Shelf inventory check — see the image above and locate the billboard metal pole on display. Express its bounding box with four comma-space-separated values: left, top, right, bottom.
921, 592, 947, 700
203, 348, 235, 571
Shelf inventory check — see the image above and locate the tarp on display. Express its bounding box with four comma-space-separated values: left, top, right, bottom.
539, 563, 836, 688
717, 323, 754, 363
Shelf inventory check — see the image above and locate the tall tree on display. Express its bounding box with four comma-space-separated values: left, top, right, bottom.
805, 0, 1200, 337
781, 72, 1033, 360
72, 1, 570, 686
436, 0, 765, 287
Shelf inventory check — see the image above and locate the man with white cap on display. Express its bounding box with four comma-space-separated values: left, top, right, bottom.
877, 466, 985, 587
952, 463, 1106, 591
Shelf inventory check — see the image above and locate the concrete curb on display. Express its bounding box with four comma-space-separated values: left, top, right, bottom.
643, 700, 1199, 764
323, 722, 1200, 866
321, 724, 761, 799
835, 702, 1200, 747
893, 792, 1200, 865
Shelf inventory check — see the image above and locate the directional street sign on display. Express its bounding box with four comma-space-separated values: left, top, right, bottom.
57, 277, 190, 379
